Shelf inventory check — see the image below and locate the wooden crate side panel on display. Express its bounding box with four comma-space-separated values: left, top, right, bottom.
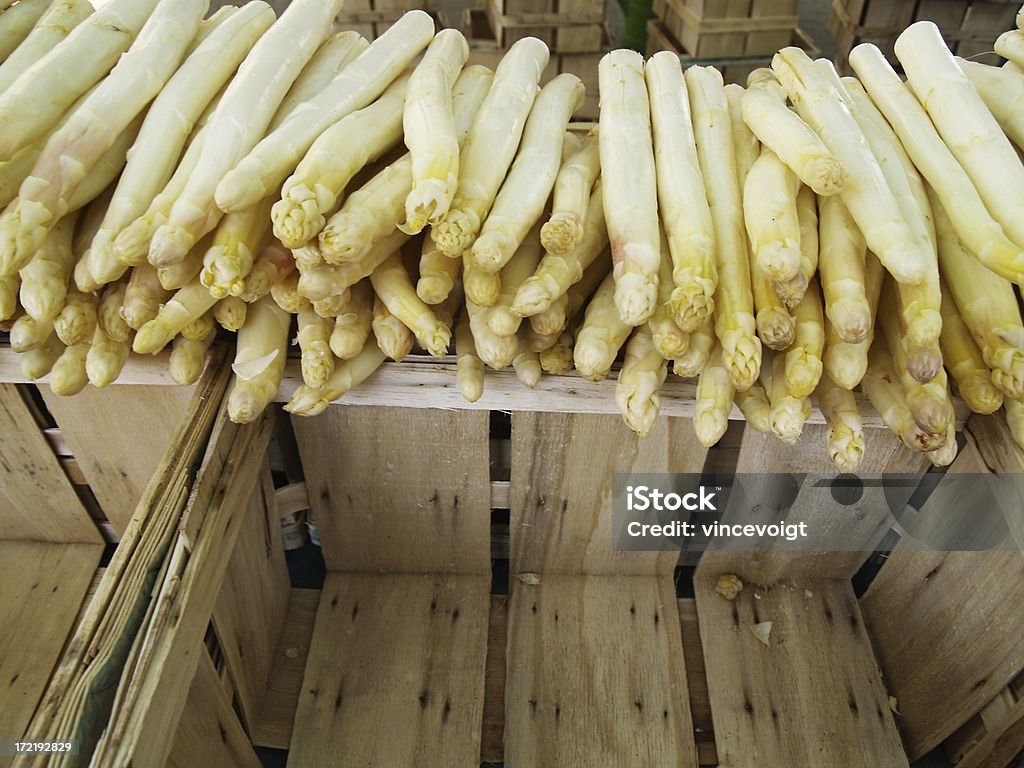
212, 458, 291, 732
697, 424, 929, 585
0, 385, 100, 544
510, 412, 707, 577
288, 573, 489, 767
504, 575, 699, 767
695, 576, 909, 768
678, 598, 717, 766
41, 385, 195, 536
167, 651, 261, 768
292, 405, 492, 575
0, 541, 102, 748
482, 595, 508, 764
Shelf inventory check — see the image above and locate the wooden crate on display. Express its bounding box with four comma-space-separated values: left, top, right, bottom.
651, 0, 799, 57
829, 0, 1018, 73
647, 20, 819, 84
484, 0, 608, 52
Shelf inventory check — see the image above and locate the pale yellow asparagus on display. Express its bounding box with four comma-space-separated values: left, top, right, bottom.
120, 262, 169, 330
300, 230, 408, 301
771, 48, 929, 285
20, 330, 62, 379
0, 270, 15, 319
169, 328, 215, 385
693, 345, 734, 446
330, 279, 373, 360
417, 236, 461, 305
470, 74, 584, 275
228, 296, 292, 423
513, 338, 542, 388
766, 352, 811, 444
49, 341, 89, 396
10, 0, 207, 264
0, 0, 60, 64
848, 43, 1024, 284
539, 331, 574, 374
372, 295, 414, 362
370, 251, 451, 356
741, 68, 847, 196
527, 254, 609, 337
18, 213, 76, 321
958, 58, 1024, 150
433, 282, 464, 333
734, 383, 772, 433
823, 250, 883, 389
996, 29, 1024, 69
201, 195, 274, 298
0, 0, 160, 159
214, 295, 247, 332
743, 149, 801, 282
97, 280, 131, 343
484, 224, 544, 338
149, 0, 347, 267
644, 52, 716, 331
292, 241, 321, 273
648, 231, 690, 359
752, 262, 795, 351
455, 311, 484, 402
573, 271, 633, 381
85, 325, 130, 387
896, 22, 1024, 252
527, 324, 560, 355
54, 287, 97, 345
157, 232, 207, 291
673, 315, 715, 377
726, 82, 760, 176
467, 298, 517, 369
687, 65, 760, 390
541, 131, 600, 256
402, 29, 469, 233
932, 191, 1024, 400
776, 185, 819, 309
615, 324, 668, 436
239, 240, 294, 303
927, 421, 958, 467
863, 336, 944, 452
463, 261, 500, 306
817, 374, 865, 472
271, 271, 307, 314
181, 309, 214, 343
1005, 397, 1024, 450
133, 278, 217, 353
939, 286, 1002, 414
9, 314, 52, 352
284, 342, 387, 417
432, 38, 549, 258
784, 277, 826, 398
71, 3, 276, 287
273, 71, 409, 249
312, 293, 347, 319
296, 303, 334, 388
1005, 60, 1024, 75
817, 193, 869, 344
0, 0, 93, 95
600, 49, 660, 325
215, 10, 435, 215
0, 141, 44, 208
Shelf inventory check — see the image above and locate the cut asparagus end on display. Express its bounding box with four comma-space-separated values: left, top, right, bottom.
540, 213, 583, 256
802, 156, 848, 197
433, 209, 478, 258
670, 280, 715, 333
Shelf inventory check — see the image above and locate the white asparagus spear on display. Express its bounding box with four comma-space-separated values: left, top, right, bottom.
0, 0, 93, 94
0, 0, 161, 159
169, 329, 215, 386
228, 295, 292, 423
284, 342, 386, 417
817, 194, 869, 344
215, 10, 435, 214
20, 330, 63, 379
600, 49, 660, 326
148, 0, 346, 267
743, 148, 801, 282
18, 213, 76, 322
0, 0, 50, 62
540, 131, 600, 256
958, 58, 1024, 150
693, 345, 734, 446
455, 310, 484, 402
996, 29, 1024, 69
200, 195, 274, 298
484, 224, 544, 338
817, 374, 865, 472
616, 324, 668, 436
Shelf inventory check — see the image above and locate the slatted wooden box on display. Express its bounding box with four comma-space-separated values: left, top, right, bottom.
651, 0, 800, 58
6, 353, 1023, 767
483, 0, 608, 53
828, 0, 1018, 73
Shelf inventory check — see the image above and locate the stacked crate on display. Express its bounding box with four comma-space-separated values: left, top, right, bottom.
828, 0, 1018, 72
332, 0, 429, 40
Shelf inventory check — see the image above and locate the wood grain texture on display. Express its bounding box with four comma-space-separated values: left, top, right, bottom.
678, 598, 716, 767
482, 595, 509, 764
252, 588, 322, 750
0, 540, 102, 757
697, 423, 930, 584
957, 694, 1024, 768
505, 575, 698, 768
41, 384, 195, 535
288, 573, 489, 768
694, 574, 908, 768
167, 650, 261, 768
212, 458, 290, 732
510, 412, 707, 577
0, 384, 99, 544
292, 406, 491, 575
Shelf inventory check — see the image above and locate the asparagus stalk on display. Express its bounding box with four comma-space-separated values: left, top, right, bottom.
169, 328, 215, 385
996, 29, 1024, 69
49, 340, 90, 396
20, 330, 63, 379
817, 374, 865, 471
372, 295, 414, 362
958, 58, 1024, 150
863, 335, 944, 452
85, 325, 130, 387
239, 240, 294, 303
271, 270, 307, 314
776, 185, 819, 309
455, 309, 484, 402
528, 254, 609, 337
0, 271, 15, 320
482, 225, 544, 338
743, 149, 802, 282
734, 383, 772, 433
823, 250, 883, 389
121, 263, 169, 330
133, 278, 217, 354
540, 130, 600, 256
300, 230, 408, 301
616, 323, 668, 436
296, 303, 334, 388
18, 213, 76, 322
0, 0, 93, 94
1005, 398, 1024, 451
573, 271, 632, 381
284, 341, 386, 417
512, 337, 542, 389
97, 280, 131, 343
0, 0, 62, 63
766, 351, 811, 444
417, 235, 461, 305
228, 295, 292, 423
939, 285, 1002, 414
538, 331, 574, 374
213, 295, 247, 332
370, 251, 451, 356
200, 194, 274, 298
9, 314, 53, 352
649, 241, 690, 359
817, 194, 869, 344
673, 315, 715, 378
330, 279, 373, 360
54, 287, 97, 346
313, 293, 347, 319
693, 345, 734, 446
468, 297, 517, 369
784, 277, 825, 398
157, 231, 209, 290
180, 308, 214, 343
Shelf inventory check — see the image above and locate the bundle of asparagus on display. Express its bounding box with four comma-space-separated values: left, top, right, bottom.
3, 0, 1024, 468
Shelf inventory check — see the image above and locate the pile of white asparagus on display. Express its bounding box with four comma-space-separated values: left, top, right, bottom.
3, 0, 1024, 469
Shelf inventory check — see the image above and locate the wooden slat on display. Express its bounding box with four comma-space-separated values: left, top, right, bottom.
41, 384, 195, 535
482, 595, 508, 764
678, 598, 717, 766
956, 694, 1024, 768
504, 575, 698, 767
167, 650, 261, 768
861, 429, 1024, 759
292, 406, 491, 575
694, 574, 908, 767
0, 540, 103, 756
252, 588, 322, 750
697, 424, 930, 584
0, 384, 100, 544
0, 348, 178, 385
288, 572, 490, 767
212, 458, 290, 732
510, 412, 707, 578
